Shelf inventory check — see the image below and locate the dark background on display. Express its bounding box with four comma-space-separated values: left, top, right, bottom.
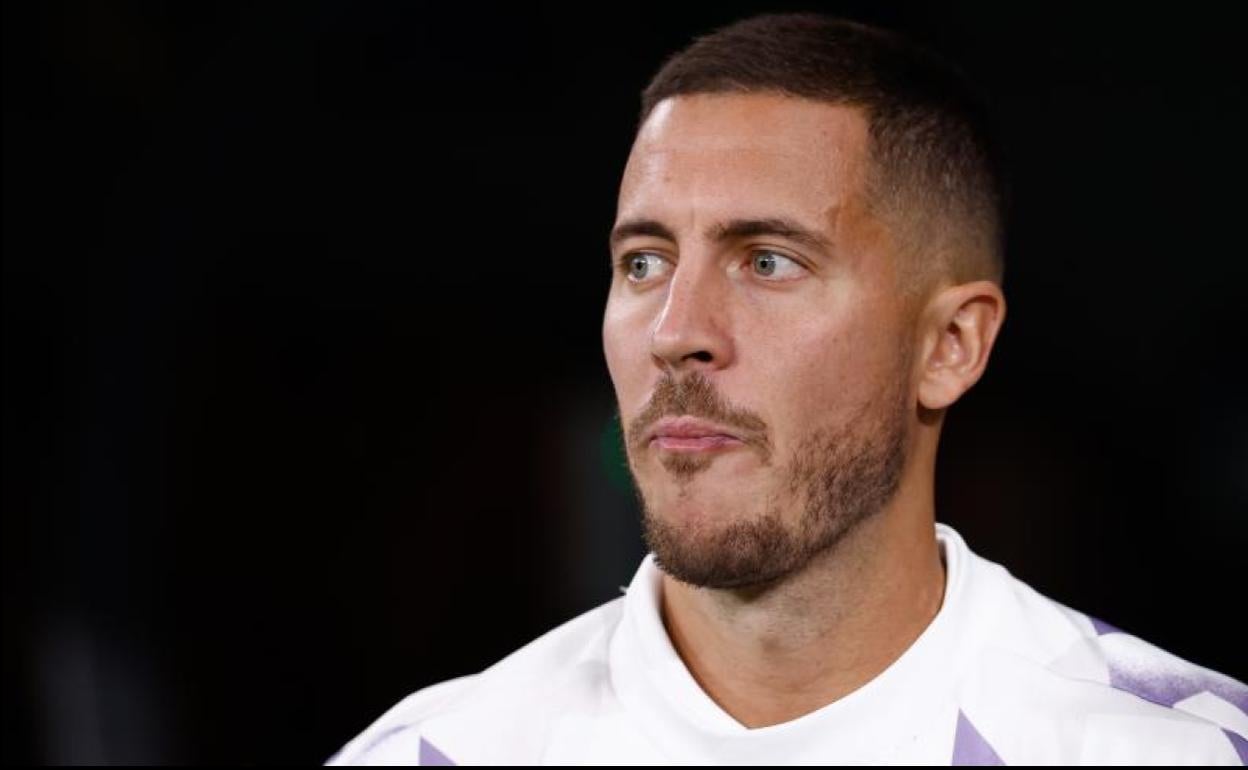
3, 1, 1245, 763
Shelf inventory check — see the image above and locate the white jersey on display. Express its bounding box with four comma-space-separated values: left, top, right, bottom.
329, 524, 1247, 765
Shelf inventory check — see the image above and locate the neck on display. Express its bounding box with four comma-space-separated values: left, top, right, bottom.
658, 480, 946, 728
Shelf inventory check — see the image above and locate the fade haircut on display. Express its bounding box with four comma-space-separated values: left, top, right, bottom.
640, 13, 1007, 288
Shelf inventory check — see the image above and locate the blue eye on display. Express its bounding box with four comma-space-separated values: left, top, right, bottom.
616, 250, 802, 284
750, 250, 803, 280
621, 252, 668, 283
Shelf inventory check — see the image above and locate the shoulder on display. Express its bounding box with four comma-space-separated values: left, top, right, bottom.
325, 677, 476, 765
956, 543, 1247, 763
327, 596, 626, 765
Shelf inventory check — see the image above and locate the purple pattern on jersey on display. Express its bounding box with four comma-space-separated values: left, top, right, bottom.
419, 737, 455, 766
1088, 615, 1121, 637
1089, 615, 1248, 720
1097, 643, 1248, 715
1223, 729, 1248, 765
952, 710, 1005, 765
1212, 682, 1248, 716
1111, 664, 1248, 716
1108, 665, 1208, 708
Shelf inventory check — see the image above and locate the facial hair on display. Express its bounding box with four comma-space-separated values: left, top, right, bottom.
624, 368, 909, 591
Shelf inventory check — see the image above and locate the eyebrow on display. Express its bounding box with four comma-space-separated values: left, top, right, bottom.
609, 216, 832, 253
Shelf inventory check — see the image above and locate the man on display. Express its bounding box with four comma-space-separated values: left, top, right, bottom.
330, 14, 1246, 764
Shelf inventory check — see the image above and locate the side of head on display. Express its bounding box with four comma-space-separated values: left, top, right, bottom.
641, 13, 1007, 293
602, 14, 1007, 589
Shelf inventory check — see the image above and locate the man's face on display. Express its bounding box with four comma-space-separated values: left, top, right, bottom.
603, 93, 919, 590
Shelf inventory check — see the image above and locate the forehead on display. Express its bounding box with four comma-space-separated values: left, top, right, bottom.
619, 93, 871, 225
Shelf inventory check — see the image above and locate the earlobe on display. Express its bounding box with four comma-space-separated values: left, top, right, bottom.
917, 281, 1005, 411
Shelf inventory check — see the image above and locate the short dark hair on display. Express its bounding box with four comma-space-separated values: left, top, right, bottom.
640, 13, 1006, 287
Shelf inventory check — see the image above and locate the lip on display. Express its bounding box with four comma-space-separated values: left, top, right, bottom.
653, 435, 744, 452
647, 416, 744, 451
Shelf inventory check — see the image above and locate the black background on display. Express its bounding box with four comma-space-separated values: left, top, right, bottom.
3, 1, 1245, 763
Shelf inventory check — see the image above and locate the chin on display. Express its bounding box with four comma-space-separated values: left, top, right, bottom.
640, 499, 804, 590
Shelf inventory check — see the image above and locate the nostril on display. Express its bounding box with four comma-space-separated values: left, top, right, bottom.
688, 351, 713, 363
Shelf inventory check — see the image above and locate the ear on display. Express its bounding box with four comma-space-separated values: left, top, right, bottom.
916, 281, 1006, 411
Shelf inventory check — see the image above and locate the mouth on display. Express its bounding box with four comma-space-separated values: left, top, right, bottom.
651, 434, 744, 452
647, 415, 746, 453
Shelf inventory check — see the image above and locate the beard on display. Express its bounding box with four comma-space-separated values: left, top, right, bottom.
624, 368, 909, 591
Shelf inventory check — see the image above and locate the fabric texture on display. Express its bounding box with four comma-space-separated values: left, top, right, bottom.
329, 524, 1247, 765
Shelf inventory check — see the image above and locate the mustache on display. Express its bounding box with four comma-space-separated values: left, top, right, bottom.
628, 372, 771, 459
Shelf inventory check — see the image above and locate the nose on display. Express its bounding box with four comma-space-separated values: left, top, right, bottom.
650, 259, 735, 374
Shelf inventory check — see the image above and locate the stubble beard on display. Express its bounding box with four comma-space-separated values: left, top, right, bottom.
629, 375, 910, 591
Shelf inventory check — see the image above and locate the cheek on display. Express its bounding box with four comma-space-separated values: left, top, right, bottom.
772, 339, 853, 437
753, 299, 852, 379
602, 297, 650, 405
747, 304, 889, 429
